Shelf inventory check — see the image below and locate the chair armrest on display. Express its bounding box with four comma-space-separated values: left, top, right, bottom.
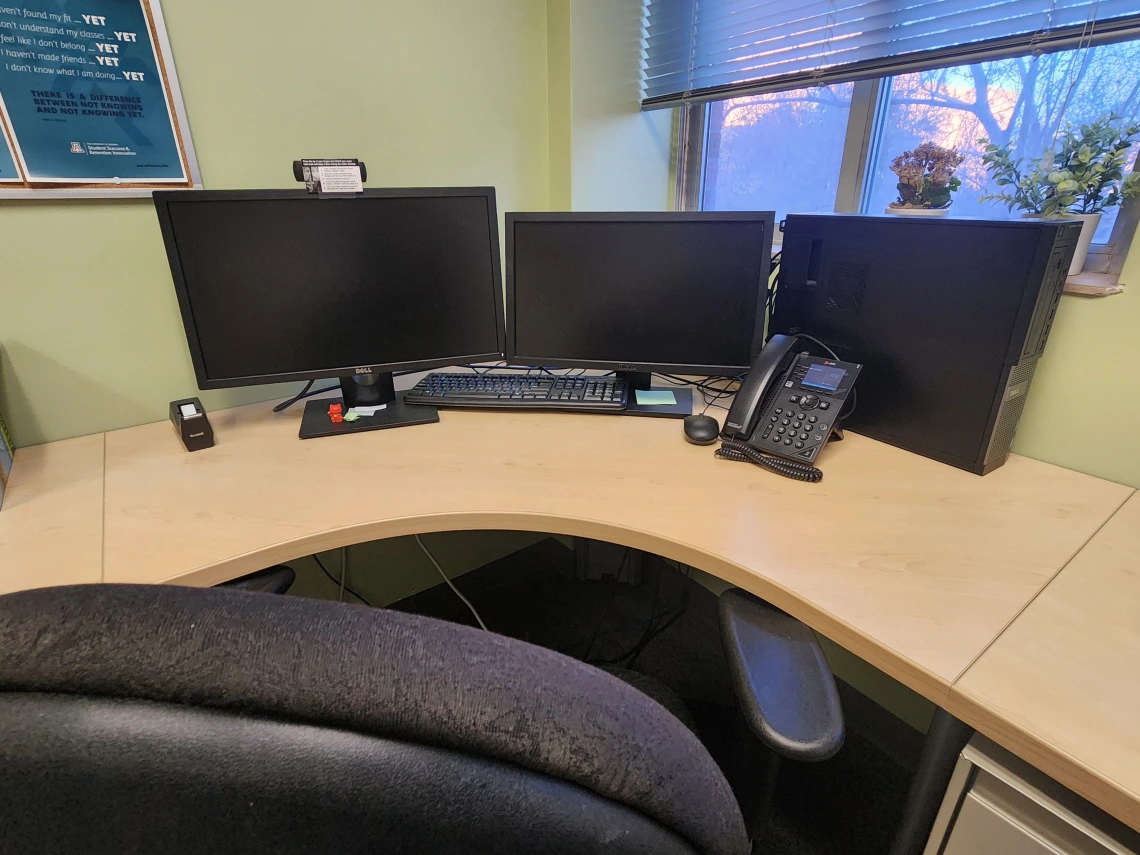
218, 566, 296, 595
718, 589, 844, 762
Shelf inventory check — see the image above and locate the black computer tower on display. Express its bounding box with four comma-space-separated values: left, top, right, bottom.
770, 214, 1081, 474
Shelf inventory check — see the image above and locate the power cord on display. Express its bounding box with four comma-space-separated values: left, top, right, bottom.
792, 332, 837, 361
462, 361, 507, 374
312, 552, 373, 606
581, 548, 629, 662
590, 562, 691, 668
697, 377, 741, 413
656, 373, 742, 413
627, 576, 690, 669
414, 534, 488, 631
273, 380, 340, 413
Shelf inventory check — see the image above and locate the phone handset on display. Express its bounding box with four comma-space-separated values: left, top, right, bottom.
721, 334, 800, 441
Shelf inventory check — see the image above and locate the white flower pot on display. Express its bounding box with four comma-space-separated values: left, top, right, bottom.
885, 206, 949, 217
1065, 212, 1102, 276
1021, 212, 1101, 275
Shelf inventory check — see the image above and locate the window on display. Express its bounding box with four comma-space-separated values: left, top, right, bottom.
651, 0, 1140, 286
680, 41, 1140, 281
701, 84, 854, 223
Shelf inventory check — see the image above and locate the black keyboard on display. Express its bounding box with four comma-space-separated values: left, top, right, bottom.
405, 373, 628, 411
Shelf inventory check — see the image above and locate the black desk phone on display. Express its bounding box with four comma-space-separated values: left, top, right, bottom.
719, 335, 861, 481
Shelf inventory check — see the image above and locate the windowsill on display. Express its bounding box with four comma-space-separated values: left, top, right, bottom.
1064, 272, 1125, 297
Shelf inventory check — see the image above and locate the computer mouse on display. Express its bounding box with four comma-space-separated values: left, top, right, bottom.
683, 413, 721, 446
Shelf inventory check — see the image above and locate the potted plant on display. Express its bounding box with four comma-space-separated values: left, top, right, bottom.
980, 113, 1140, 275
886, 142, 964, 216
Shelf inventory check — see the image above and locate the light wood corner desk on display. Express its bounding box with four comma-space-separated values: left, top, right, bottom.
1, 399, 1137, 831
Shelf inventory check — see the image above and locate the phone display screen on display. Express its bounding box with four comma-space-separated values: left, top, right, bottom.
802, 364, 846, 392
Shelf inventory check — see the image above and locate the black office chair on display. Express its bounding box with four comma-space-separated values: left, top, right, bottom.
0, 583, 842, 854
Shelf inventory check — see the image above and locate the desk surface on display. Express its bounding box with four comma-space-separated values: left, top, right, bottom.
0, 399, 1137, 830
99, 401, 1129, 702
949, 493, 1140, 831
0, 433, 103, 591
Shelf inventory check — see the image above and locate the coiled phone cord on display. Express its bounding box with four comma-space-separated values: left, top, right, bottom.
715, 438, 824, 483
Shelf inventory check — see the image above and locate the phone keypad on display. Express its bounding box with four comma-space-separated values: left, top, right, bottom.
750, 354, 860, 464
758, 394, 838, 460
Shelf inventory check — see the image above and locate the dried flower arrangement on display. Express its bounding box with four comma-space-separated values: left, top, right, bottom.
889, 142, 965, 211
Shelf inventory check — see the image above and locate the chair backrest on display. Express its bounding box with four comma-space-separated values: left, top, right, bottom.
0, 584, 749, 855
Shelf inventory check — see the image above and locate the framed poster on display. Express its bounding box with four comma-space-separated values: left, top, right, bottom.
0, 0, 199, 196
0, 106, 20, 181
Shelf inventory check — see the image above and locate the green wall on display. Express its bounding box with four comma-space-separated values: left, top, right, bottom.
0, 0, 550, 447
546, 0, 573, 211
564, 0, 673, 211
1013, 261, 1140, 486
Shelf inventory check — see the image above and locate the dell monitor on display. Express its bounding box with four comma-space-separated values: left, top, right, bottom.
505, 212, 774, 413
154, 187, 504, 437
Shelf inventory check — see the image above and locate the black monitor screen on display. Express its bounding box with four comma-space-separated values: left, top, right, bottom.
159, 191, 503, 387
508, 216, 771, 373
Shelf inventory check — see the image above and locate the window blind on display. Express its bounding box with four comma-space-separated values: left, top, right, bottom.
642, 0, 1140, 107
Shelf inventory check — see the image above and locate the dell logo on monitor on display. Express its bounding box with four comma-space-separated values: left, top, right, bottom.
617, 363, 638, 371
355, 367, 373, 375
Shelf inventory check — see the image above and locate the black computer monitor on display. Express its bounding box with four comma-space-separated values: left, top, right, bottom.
154, 188, 505, 431
504, 212, 774, 384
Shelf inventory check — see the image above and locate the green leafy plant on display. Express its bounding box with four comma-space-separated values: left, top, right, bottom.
889, 142, 964, 209
980, 113, 1140, 217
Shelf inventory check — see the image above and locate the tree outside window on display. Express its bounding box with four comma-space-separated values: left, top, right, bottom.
702, 84, 853, 222
696, 41, 1140, 248
865, 41, 1140, 242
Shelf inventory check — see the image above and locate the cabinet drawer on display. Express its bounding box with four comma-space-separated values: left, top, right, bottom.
926, 736, 1140, 855
943, 791, 1064, 855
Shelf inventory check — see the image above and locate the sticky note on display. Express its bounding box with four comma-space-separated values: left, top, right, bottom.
635, 390, 677, 406
349, 404, 387, 417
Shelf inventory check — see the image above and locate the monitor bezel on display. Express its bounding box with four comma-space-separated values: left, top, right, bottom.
504, 211, 774, 377
153, 187, 506, 390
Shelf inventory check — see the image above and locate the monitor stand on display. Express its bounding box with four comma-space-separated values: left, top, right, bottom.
616, 371, 693, 420
298, 370, 439, 439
